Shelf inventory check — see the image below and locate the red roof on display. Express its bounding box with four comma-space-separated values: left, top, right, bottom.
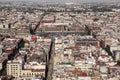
81, 72, 87, 77
5, 50, 13, 54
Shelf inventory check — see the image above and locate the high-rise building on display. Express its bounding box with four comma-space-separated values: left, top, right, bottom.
7, 59, 23, 78
7, 59, 45, 78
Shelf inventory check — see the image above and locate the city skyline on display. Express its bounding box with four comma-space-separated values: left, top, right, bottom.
0, 0, 120, 3
0, 1, 120, 80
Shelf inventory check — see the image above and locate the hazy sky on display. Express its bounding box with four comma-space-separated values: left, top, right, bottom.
1, 0, 120, 3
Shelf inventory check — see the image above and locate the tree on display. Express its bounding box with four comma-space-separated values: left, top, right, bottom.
117, 60, 120, 66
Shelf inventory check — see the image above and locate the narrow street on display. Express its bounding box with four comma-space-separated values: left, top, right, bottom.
46, 37, 55, 80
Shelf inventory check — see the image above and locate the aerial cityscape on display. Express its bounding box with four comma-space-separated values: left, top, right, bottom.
0, 0, 120, 80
